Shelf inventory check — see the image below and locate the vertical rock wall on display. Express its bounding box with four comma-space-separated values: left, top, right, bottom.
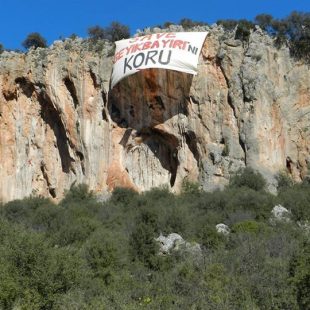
0, 27, 309, 202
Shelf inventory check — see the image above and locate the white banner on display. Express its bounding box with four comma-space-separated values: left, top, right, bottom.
110, 32, 208, 88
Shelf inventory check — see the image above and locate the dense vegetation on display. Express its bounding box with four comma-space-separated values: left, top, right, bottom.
0, 168, 309, 309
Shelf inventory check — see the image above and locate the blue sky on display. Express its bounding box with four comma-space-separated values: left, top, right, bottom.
0, 0, 309, 49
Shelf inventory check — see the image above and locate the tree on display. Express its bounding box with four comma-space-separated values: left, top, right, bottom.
88, 25, 107, 42
88, 22, 130, 43
0, 43, 4, 54
180, 18, 205, 30
235, 20, 254, 41
107, 21, 130, 42
217, 19, 238, 30
229, 167, 266, 191
255, 14, 273, 31
22, 32, 47, 49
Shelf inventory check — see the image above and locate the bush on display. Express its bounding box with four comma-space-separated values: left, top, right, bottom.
87, 25, 107, 41
290, 241, 310, 309
88, 21, 130, 43
83, 231, 117, 284
229, 167, 266, 191
129, 222, 158, 266
235, 20, 254, 41
277, 183, 310, 221
197, 225, 226, 250
107, 21, 130, 42
22, 32, 47, 49
231, 220, 269, 234
217, 19, 238, 30
179, 18, 206, 29
0, 181, 307, 308
110, 187, 138, 207
2, 196, 54, 228
255, 14, 273, 31
61, 184, 94, 206
276, 171, 294, 191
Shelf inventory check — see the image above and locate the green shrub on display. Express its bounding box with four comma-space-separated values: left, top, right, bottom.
229, 167, 266, 191
2, 196, 54, 228
278, 183, 310, 221
180, 179, 201, 195
231, 220, 269, 234
290, 241, 310, 309
255, 14, 273, 31
53, 216, 100, 246
83, 232, 117, 284
276, 171, 294, 191
88, 21, 130, 43
107, 21, 130, 42
22, 32, 47, 49
179, 18, 206, 29
225, 187, 274, 220
235, 20, 254, 41
217, 19, 238, 30
88, 25, 107, 42
129, 222, 158, 266
61, 184, 94, 206
0, 181, 307, 308
197, 225, 226, 250
110, 187, 138, 207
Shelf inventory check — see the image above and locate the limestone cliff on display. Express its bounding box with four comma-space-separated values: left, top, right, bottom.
0, 26, 309, 202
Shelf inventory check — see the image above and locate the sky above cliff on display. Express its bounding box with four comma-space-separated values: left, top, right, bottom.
0, 0, 309, 49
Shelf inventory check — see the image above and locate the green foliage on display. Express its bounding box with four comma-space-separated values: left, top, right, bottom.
197, 225, 226, 250
163, 21, 174, 28
179, 18, 206, 29
231, 220, 269, 234
255, 12, 310, 63
217, 19, 254, 42
0, 182, 307, 308
110, 186, 138, 207
129, 222, 158, 266
229, 167, 266, 191
61, 183, 94, 205
254, 14, 273, 31
88, 21, 130, 43
218, 12, 310, 63
22, 32, 47, 49
290, 241, 310, 309
277, 182, 310, 221
235, 20, 255, 41
87, 25, 107, 41
180, 179, 201, 195
276, 171, 294, 191
0, 43, 4, 54
217, 19, 238, 30
107, 21, 130, 42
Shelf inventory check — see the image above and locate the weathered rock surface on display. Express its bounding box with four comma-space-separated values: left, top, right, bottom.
216, 223, 230, 235
155, 233, 201, 255
0, 27, 310, 202
271, 204, 291, 223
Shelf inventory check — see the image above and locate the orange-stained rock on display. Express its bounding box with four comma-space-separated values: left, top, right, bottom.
0, 27, 310, 202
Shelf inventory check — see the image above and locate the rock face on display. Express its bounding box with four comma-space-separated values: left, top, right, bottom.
155, 233, 201, 255
271, 205, 291, 223
216, 223, 230, 235
0, 27, 310, 202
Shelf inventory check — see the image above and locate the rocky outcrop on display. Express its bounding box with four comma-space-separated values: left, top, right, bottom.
155, 233, 201, 255
0, 26, 310, 202
270, 205, 291, 223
